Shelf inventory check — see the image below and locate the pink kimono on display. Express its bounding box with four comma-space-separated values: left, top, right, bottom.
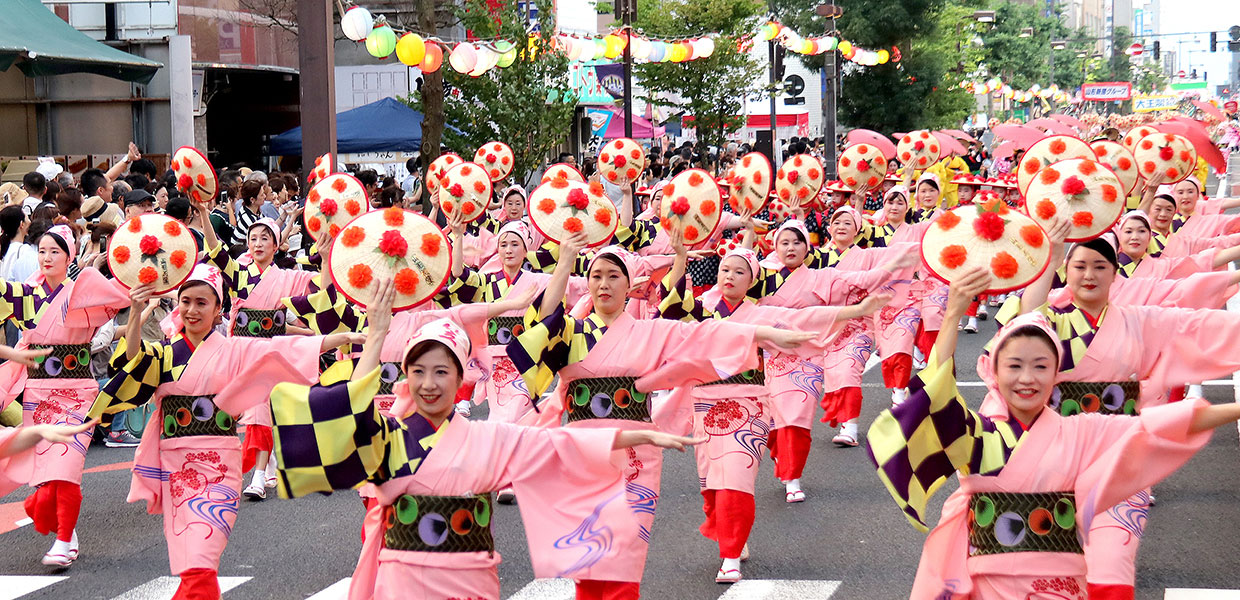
980, 304, 1240, 591
88, 331, 322, 589
874, 220, 942, 389
0, 427, 37, 497
513, 309, 761, 587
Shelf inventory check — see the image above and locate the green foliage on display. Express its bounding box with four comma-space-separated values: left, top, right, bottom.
405, 0, 575, 186
976, 2, 1070, 89
634, 0, 764, 160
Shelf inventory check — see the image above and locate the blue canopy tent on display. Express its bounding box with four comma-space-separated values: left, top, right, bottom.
270, 97, 430, 156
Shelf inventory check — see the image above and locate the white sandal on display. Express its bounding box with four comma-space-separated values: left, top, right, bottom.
715, 568, 742, 583
831, 431, 859, 447
785, 489, 806, 503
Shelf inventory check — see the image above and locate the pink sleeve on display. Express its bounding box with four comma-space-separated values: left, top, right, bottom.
812, 267, 891, 305
650, 386, 695, 436
744, 305, 846, 357
0, 428, 34, 496
1137, 306, 1240, 388
1075, 399, 1210, 527
212, 335, 325, 415
634, 320, 760, 392
1108, 275, 1235, 309
64, 268, 130, 329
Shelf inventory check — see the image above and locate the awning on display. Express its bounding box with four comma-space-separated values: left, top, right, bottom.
0, 0, 162, 84
270, 97, 464, 156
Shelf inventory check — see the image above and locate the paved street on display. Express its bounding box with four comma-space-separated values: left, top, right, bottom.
2, 312, 1240, 600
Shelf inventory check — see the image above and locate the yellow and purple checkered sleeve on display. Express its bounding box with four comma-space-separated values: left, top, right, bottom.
88, 338, 171, 424
656, 270, 709, 323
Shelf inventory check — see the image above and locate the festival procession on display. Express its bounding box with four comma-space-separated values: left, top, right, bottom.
5, 0, 1240, 598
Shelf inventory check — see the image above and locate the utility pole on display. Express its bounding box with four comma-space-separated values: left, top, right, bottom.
620, 0, 634, 138
815, 4, 842, 178
297, 0, 337, 175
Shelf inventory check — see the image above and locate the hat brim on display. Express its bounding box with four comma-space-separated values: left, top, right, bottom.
1121, 126, 1159, 152
896, 131, 942, 169
1022, 158, 1125, 243
1090, 140, 1140, 196
327, 210, 452, 312
774, 155, 825, 208
541, 163, 586, 185
921, 204, 1052, 295
108, 214, 201, 295
527, 180, 619, 248
308, 152, 333, 183
426, 153, 463, 194
599, 138, 647, 186
727, 152, 772, 214
1132, 133, 1196, 184
474, 142, 515, 182
171, 146, 218, 203
838, 144, 888, 191
1016, 135, 1093, 195
305, 173, 370, 239
660, 168, 723, 246
437, 162, 493, 224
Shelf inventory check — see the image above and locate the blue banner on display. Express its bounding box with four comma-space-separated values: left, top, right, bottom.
586, 108, 614, 138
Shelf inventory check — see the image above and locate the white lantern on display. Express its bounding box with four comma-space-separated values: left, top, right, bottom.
340, 6, 373, 42
470, 46, 498, 76
697, 37, 715, 58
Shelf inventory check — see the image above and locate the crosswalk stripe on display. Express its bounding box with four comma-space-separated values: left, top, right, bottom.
506, 578, 575, 600
110, 576, 250, 600
0, 576, 68, 600
305, 578, 352, 599
1165, 590, 1240, 599
717, 579, 842, 600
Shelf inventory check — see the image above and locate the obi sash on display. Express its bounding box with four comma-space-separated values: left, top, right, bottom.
565, 376, 651, 423
378, 362, 404, 396
27, 344, 91, 380
161, 394, 237, 439
968, 491, 1081, 556
1049, 381, 1140, 417
232, 308, 286, 338
383, 493, 494, 554
486, 315, 524, 346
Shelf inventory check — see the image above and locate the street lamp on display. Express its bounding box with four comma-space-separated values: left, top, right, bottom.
1020, 27, 1034, 38
1049, 40, 1066, 87
973, 10, 996, 23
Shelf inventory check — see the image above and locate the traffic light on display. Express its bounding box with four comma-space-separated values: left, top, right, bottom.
773, 44, 787, 80
1211, 32, 1218, 52
1153, 41, 1160, 60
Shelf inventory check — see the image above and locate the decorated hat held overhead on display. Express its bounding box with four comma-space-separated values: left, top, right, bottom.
170, 146, 217, 204
528, 177, 618, 247
329, 208, 452, 312
426, 153, 463, 195
1089, 140, 1140, 196
307, 152, 333, 184
437, 162, 492, 223
1121, 125, 1158, 152
896, 130, 941, 169
838, 143, 888, 191
598, 138, 647, 186
541, 163, 585, 185
921, 199, 1052, 294
1132, 133, 1196, 184
660, 168, 723, 246
1023, 158, 1124, 242
109, 214, 201, 294
774, 154, 825, 208
305, 173, 369, 239
1017, 135, 1093, 196
726, 152, 772, 214
474, 142, 514, 182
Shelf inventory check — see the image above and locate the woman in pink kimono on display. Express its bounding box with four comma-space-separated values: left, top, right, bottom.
88, 264, 360, 600
656, 237, 889, 582
197, 209, 317, 499
744, 217, 912, 500
508, 233, 815, 600
270, 280, 700, 600
867, 268, 1240, 600
0, 224, 129, 567
1005, 233, 1240, 599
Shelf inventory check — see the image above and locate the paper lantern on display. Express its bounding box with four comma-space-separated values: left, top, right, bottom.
496, 43, 517, 67
592, 39, 607, 60
470, 46, 497, 76
648, 41, 667, 62
758, 23, 779, 41
603, 34, 626, 59
449, 42, 478, 73
837, 40, 852, 55
395, 33, 426, 66
696, 37, 715, 58
670, 43, 687, 62
365, 24, 397, 59
419, 41, 444, 73
801, 40, 815, 54
874, 49, 888, 64
630, 37, 651, 60
684, 39, 699, 60
340, 6, 373, 42
820, 36, 838, 51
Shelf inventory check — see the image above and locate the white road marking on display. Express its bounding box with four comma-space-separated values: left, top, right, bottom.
305, 578, 351, 599
717, 579, 842, 599
506, 578, 575, 600
110, 576, 250, 600
0, 576, 68, 600
1165, 589, 1240, 599
862, 354, 880, 374
14, 518, 32, 528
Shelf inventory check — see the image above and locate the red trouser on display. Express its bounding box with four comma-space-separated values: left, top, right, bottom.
241, 424, 273, 473
575, 580, 640, 600
820, 387, 863, 427
24, 480, 82, 542
1087, 583, 1134, 600
768, 426, 811, 481
881, 353, 912, 389
1168, 385, 1187, 403
700, 489, 755, 558
173, 568, 220, 600
914, 326, 938, 360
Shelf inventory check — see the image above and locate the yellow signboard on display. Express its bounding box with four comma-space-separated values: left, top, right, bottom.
1133, 94, 1179, 112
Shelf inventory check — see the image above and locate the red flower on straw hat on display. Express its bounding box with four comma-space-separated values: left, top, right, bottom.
394, 268, 419, 295
320, 198, 339, 216
973, 210, 1006, 242
140, 235, 162, 256
177, 174, 192, 192
1060, 176, 1086, 197
567, 188, 589, 210
421, 233, 442, 257
614, 155, 628, 168
378, 230, 409, 258
1159, 146, 1174, 160
383, 207, 404, 227
113, 246, 130, 264
448, 183, 465, 198
670, 197, 691, 216
170, 250, 188, 269
138, 267, 158, 285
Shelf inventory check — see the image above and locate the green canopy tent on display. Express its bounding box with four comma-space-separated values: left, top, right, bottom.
0, 0, 161, 83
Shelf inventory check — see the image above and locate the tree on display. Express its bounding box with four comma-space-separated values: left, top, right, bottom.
406, 0, 576, 186
634, 0, 765, 165
977, 2, 1070, 90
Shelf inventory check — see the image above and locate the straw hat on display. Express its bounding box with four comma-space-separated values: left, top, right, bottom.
951, 173, 984, 187
328, 208, 452, 312
307, 152, 333, 184
426, 153, 463, 195
541, 163, 585, 185
659, 168, 723, 246
108, 214, 200, 294
436, 162, 492, 223
726, 152, 772, 214
1023, 158, 1124, 242
896, 130, 942, 169
527, 178, 618, 247
824, 180, 852, 194
170, 146, 218, 204
774, 154, 825, 209
1132, 132, 1196, 184
1016, 135, 1093, 196
1089, 140, 1140, 196
1120, 125, 1159, 152
598, 138, 647, 185
837, 143, 888, 191
305, 173, 369, 239
921, 200, 1052, 294
473, 141, 514, 182
0, 182, 27, 206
